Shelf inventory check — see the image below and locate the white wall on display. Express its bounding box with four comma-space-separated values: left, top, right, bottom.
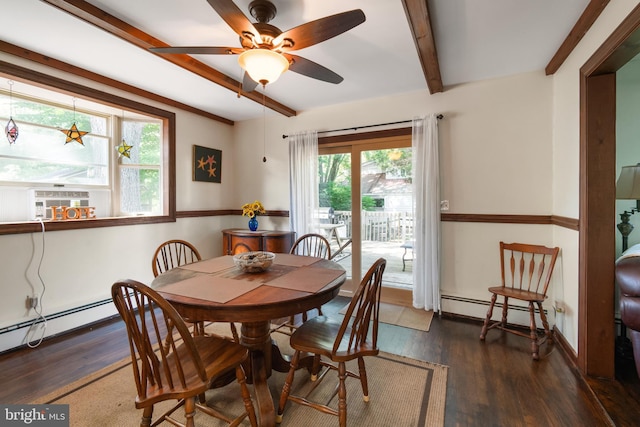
236, 70, 553, 213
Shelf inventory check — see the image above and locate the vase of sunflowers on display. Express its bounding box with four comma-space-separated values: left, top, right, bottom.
242, 200, 265, 231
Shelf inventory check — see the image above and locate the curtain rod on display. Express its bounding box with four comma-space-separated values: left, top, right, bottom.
282, 114, 444, 139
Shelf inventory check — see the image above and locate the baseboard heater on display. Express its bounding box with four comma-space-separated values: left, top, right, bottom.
0, 294, 549, 346
1, 295, 546, 333
441, 294, 548, 315
0, 298, 114, 336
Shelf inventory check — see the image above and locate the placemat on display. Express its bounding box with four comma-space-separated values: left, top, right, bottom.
266, 266, 345, 293
158, 275, 260, 303
180, 256, 236, 273
272, 253, 322, 267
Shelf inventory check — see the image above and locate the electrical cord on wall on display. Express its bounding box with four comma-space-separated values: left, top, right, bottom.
26, 218, 47, 348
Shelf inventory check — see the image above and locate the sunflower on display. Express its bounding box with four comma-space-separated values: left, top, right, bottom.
242, 200, 265, 218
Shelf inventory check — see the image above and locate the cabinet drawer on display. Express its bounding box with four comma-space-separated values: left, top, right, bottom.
222, 229, 295, 255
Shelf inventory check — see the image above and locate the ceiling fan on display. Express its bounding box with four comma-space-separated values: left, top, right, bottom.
150, 0, 366, 92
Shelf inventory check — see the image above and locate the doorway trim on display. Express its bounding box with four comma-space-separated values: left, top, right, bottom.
580, 4, 640, 377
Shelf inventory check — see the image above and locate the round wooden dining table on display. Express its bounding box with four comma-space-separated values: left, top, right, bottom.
151, 253, 346, 427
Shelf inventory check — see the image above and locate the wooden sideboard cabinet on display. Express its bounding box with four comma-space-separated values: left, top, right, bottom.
222, 229, 296, 255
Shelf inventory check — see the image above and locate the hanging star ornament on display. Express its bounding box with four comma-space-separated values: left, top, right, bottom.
59, 122, 88, 145
116, 139, 133, 158
5, 117, 18, 144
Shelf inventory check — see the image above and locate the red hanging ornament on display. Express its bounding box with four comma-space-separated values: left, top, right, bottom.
5, 80, 18, 144
5, 117, 18, 144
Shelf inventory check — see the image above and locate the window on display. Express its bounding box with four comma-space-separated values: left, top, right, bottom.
0, 64, 175, 234
0, 94, 111, 186
117, 119, 162, 215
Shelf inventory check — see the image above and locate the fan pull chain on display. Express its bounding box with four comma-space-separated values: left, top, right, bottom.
8, 80, 13, 117
262, 90, 267, 163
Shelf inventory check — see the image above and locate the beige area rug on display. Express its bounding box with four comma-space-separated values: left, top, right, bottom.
33, 325, 447, 427
339, 302, 434, 331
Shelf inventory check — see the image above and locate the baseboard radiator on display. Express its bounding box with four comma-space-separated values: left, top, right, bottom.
0, 298, 117, 354
0, 293, 552, 354
441, 294, 550, 327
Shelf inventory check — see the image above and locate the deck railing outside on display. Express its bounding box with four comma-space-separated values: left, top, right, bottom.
332, 210, 412, 243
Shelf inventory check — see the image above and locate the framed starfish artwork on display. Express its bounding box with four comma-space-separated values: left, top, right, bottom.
193, 145, 222, 183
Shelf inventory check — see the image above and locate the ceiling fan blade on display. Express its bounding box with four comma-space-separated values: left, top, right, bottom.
206, 0, 262, 44
275, 9, 365, 51
242, 71, 259, 92
284, 54, 343, 84
150, 46, 244, 55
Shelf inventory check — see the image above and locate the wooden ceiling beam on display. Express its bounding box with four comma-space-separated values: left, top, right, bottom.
0, 41, 234, 125
41, 0, 296, 117
545, 0, 610, 75
401, 0, 443, 94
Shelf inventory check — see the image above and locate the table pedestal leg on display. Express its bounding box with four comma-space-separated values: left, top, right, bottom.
241, 321, 274, 427
239, 321, 320, 426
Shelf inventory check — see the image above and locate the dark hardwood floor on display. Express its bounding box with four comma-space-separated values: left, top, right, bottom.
2, 296, 639, 426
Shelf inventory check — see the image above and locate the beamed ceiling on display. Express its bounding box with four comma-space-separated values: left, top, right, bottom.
0, 0, 608, 124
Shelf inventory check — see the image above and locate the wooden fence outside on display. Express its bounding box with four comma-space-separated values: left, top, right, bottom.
332, 210, 412, 242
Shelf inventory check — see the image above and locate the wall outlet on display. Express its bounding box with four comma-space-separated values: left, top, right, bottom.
26, 296, 38, 309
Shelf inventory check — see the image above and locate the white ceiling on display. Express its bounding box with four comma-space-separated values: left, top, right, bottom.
1, 0, 590, 122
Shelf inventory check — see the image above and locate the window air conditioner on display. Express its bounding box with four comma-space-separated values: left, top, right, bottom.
29, 188, 110, 220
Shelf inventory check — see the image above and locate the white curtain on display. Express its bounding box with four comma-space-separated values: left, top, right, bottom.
412, 114, 441, 313
288, 131, 319, 237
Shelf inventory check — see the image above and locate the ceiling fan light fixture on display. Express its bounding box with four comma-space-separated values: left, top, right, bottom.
238, 49, 289, 85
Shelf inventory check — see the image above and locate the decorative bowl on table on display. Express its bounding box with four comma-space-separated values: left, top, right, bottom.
233, 251, 276, 273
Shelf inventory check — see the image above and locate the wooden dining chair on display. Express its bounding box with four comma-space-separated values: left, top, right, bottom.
111, 279, 257, 427
152, 239, 239, 342
290, 233, 332, 259
479, 242, 560, 360
330, 237, 352, 262
272, 233, 332, 335
152, 239, 203, 277
276, 258, 387, 427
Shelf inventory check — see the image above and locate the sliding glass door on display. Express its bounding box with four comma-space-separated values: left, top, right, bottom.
360, 146, 413, 289
318, 134, 413, 296
318, 150, 353, 284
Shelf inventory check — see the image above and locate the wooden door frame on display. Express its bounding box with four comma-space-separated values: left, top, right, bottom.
580, 4, 640, 377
